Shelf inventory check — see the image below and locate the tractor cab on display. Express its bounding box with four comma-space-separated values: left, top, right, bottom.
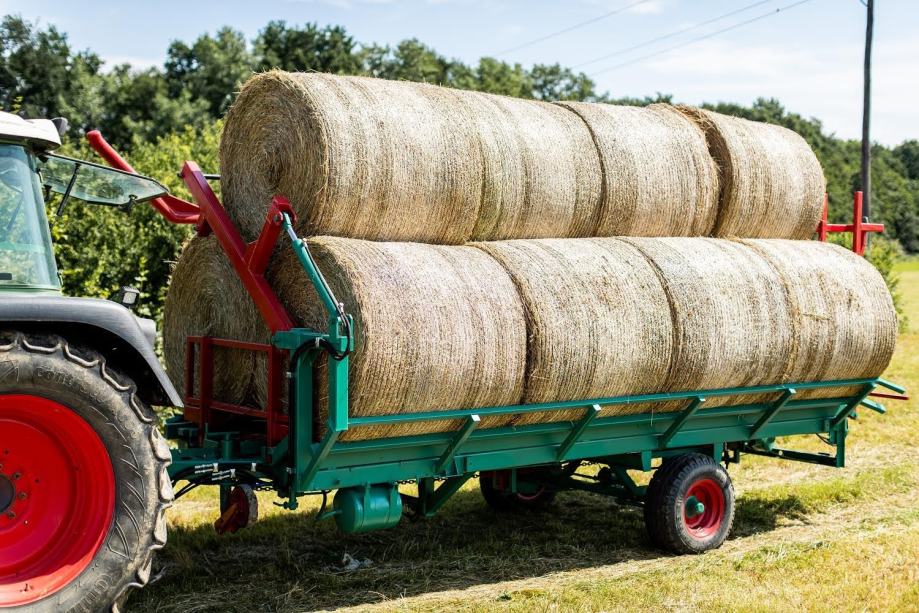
0, 110, 166, 294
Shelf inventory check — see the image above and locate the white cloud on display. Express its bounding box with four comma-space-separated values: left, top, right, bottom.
629, 1, 664, 15
600, 37, 918, 145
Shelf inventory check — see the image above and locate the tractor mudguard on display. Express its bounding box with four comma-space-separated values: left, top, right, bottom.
0, 295, 182, 407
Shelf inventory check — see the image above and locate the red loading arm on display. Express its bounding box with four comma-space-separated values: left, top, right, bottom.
86, 130, 296, 334
86, 130, 201, 225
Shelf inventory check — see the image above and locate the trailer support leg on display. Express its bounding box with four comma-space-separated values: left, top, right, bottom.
418, 474, 473, 517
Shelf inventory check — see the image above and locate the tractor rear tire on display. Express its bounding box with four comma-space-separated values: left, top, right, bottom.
0, 331, 173, 612
644, 453, 734, 554
480, 469, 556, 512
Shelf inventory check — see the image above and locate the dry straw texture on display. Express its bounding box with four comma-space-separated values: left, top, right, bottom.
465, 92, 602, 241
679, 106, 826, 239
220, 71, 602, 245
740, 239, 897, 399
269, 236, 527, 440
475, 238, 673, 422
622, 237, 795, 407
163, 236, 268, 406
558, 102, 718, 236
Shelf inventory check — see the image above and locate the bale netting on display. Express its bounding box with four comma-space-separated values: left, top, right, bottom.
268, 236, 527, 441
739, 239, 897, 399
622, 237, 796, 407
220, 70, 602, 245
163, 236, 268, 406
678, 106, 826, 239
557, 102, 718, 237
475, 238, 673, 423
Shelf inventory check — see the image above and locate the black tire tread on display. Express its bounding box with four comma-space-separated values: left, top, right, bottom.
645, 453, 733, 554
0, 331, 173, 612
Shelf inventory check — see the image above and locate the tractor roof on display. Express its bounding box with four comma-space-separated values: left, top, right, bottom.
0, 111, 60, 150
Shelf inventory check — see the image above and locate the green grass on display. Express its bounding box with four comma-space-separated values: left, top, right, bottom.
128, 268, 919, 612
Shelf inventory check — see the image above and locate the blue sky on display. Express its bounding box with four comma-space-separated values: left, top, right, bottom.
2, 0, 916, 144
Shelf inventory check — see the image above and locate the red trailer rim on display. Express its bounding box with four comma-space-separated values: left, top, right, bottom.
0, 395, 116, 607
682, 478, 725, 539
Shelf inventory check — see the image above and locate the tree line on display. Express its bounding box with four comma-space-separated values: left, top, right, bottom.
1, 14, 914, 325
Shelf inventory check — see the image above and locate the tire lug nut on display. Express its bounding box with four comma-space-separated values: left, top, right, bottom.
6, 511, 15, 519
18, 491, 27, 500
11, 472, 21, 481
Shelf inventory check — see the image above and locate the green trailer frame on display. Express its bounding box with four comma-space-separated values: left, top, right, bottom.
165, 215, 905, 536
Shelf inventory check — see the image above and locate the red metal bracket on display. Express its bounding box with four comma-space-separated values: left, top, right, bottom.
817, 191, 885, 256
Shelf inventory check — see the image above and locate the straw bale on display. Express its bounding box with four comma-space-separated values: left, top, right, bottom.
466, 93, 602, 240
221, 71, 602, 244
475, 238, 673, 423
268, 236, 527, 440
740, 239, 897, 399
622, 237, 795, 406
678, 106, 826, 239
558, 102, 718, 236
221, 71, 482, 244
163, 236, 268, 406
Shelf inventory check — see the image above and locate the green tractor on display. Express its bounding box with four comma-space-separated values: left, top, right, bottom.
0, 111, 179, 611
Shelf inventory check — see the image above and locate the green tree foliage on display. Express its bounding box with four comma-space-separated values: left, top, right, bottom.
1, 15, 915, 327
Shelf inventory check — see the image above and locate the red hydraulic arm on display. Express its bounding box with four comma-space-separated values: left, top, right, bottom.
86, 131, 295, 334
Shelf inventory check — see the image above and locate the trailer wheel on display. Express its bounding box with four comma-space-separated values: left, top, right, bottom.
479, 469, 556, 512
0, 332, 172, 612
644, 453, 734, 554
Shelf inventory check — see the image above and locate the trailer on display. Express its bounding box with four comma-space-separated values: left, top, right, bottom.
0, 114, 905, 610
88, 132, 906, 552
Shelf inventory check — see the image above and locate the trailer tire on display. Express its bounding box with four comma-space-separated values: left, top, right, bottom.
479, 469, 556, 512
644, 453, 733, 554
0, 331, 172, 612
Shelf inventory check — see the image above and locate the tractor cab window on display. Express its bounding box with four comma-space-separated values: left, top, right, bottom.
0, 144, 59, 290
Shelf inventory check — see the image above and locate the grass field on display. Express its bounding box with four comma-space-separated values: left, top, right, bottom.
129, 261, 919, 612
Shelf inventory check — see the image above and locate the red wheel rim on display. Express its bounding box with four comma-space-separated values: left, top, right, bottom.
682, 478, 725, 540
0, 395, 115, 606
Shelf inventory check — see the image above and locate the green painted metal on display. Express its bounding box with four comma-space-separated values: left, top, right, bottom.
435, 415, 480, 474
557, 404, 602, 461
660, 396, 705, 447
749, 388, 796, 438
331, 484, 403, 533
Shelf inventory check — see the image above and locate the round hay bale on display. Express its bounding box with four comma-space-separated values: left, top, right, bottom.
621, 237, 795, 406
163, 236, 268, 406
221, 71, 602, 244
474, 238, 673, 422
677, 107, 826, 239
557, 102, 718, 236
466, 93, 602, 241
268, 236, 527, 440
739, 239, 897, 399
220, 71, 483, 244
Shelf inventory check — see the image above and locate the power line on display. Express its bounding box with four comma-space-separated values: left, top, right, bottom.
590, 0, 817, 76
574, 0, 776, 69
494, 0, 653, 57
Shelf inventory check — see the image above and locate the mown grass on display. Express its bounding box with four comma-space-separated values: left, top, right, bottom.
129, 269, 919, 612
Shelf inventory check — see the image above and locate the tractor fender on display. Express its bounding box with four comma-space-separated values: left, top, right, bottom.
0, 295, 182, 407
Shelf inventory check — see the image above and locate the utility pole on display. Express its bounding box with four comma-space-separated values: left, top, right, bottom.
861, 0, 874, 219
